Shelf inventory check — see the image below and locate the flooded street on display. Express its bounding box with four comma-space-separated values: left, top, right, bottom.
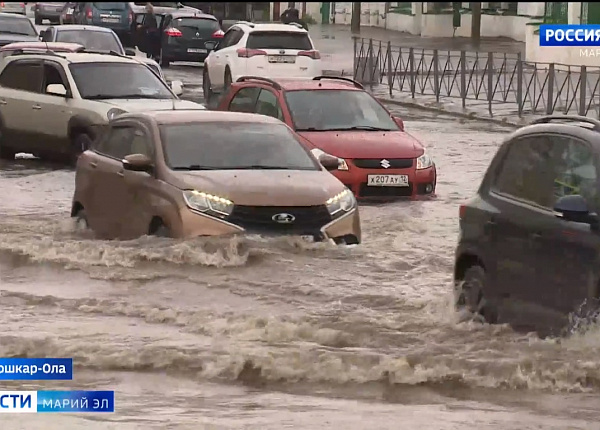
1, 64, 600, 429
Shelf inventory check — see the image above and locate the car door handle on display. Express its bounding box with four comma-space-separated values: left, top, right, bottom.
530, 232, 542, 241
117, 170, 124, 177
0, 99, 6, 105
32, 104, 42, 110
89, 162, 97, 168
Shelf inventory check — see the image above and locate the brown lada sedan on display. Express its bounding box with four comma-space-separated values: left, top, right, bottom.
71, 110, 361, 245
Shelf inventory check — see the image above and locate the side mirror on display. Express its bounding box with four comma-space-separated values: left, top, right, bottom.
125, 47, 136, 56
319, 154, 339, 171
553, 194, 599, 226
169, 79, 183, 96
122, 153, 153, 173
46, 83, 67, 97
392, 115, 404, 131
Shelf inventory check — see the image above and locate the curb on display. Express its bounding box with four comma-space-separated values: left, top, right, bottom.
376, 96, 524, 129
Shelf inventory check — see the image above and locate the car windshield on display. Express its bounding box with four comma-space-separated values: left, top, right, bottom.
246, 31, 312, 50
94, 2, 127, 10
285, 90, 399, 132
0, 17, 37, 36
69, 62, 173, 99
56, 30, 123, 53
160, 122, 320, 171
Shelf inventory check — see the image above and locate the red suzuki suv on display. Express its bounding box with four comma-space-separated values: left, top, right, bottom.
217, 76, 437, 199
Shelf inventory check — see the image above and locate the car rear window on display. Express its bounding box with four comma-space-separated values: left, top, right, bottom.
0, 17, 37, 37
172, 17, 219, 33
94, 3, 127, 10
246, 31, 312, 50
56, 30, 122, 53
160, 122, 320, 171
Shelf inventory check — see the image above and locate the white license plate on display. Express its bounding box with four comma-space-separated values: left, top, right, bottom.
67, 8, 74, 13
268, 55, 296, 64
188, 48, 207, 54
101, 17, 120, 23
367, 174, 409, 187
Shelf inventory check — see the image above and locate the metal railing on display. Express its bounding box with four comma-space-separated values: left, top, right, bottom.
353, 37, 600, 119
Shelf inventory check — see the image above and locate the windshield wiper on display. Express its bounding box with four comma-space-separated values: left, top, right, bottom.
322, 126, 395, 131
172, 165, 219, 170
0, 31, 33, 36
86, 94, 167, 100
223, 165, 294, 170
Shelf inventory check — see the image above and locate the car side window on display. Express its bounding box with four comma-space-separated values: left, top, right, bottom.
255, 89, 283, 121
96, 126, 134, 160
135, 13, 144, 25
553, 137, 599, 210
493, 135, 563, 208
230, 29, 244, 46
128, 128, 153, 158
42, 62, 68, 94
0, 60, 43, 93
220, 28, 241, 49
229, 87, 260, 113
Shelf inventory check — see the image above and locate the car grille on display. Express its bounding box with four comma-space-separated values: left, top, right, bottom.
358, 183, 413, 197
227, 205, 332, 234
352, 158, 414, 169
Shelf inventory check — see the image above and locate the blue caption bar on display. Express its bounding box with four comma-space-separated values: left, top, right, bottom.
37, 391, 114, 413
540, 24, 600, 46
0, 358, 72, 380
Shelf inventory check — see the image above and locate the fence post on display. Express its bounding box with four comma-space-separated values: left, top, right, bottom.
579, 65, 587, 116
368, 38, 374, 90
409, 47, 415, 99
460, 50, 466, 109
433, 49, 439, 103
353, 36, 358, 79
387, 41, 392, 97
487, 52, 494, 116
517, 52, 523, 118
547, 63, 555, 115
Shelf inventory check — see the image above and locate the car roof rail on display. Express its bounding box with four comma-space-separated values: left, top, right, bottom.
312, 75, 364, 90
9, 50, 66, 58
286, 22, 304, 29
236, 76, 281, 90
529, 115, 600, 131
234, 21, 255, 28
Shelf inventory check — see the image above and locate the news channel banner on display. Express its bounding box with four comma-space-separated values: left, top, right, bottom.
540, 23, 600, 51
0, 358, 115, 413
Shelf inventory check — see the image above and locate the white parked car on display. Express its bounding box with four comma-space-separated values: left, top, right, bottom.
203, 22, 322, 101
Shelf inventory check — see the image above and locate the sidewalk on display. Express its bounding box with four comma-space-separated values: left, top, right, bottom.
313, 24, 525, 78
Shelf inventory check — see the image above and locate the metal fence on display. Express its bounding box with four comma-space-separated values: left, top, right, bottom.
353, 37, 600, 119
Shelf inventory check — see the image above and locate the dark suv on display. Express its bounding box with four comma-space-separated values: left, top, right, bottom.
74, 3, 134, 46
454, 115, 600, 336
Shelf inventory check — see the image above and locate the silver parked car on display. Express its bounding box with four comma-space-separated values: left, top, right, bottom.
0, 2, 26, 15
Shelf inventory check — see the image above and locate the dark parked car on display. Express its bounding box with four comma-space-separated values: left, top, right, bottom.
73, 2, 134, 47
133, 10, 222, 67
454, 115, 600, 336
33, 2, 66, 24
0, 12, 39, 47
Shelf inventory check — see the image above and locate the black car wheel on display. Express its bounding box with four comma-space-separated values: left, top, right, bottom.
203, 68, 213, 103
159, 49, 170, 68
456, 265, 497, 323
224, 68, 232, 92
0, 127, 15, 161
35, 14, 42, 25
70, 133, 92, 165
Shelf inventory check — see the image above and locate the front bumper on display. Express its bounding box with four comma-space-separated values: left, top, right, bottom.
333, 164, 437, 199
175, 206, 361, 244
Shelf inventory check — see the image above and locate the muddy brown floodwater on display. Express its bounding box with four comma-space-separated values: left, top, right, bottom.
0, 69, 600, 430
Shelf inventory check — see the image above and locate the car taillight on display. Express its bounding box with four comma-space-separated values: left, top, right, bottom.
20, 3, 24, 7
164, 28, 182, 37
128, 11, 133, 24
298, 50, 321, 59
459, 204, 466, 219
211, 29, 224, 38
236, 48, 266, 58
86, 8, 92, 19
0, 3, 5, 7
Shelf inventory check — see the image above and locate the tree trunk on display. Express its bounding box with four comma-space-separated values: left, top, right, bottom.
351, 2, 361, 34
471, 2, 481, 46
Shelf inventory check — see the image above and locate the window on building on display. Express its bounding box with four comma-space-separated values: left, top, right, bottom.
581, 3, 600, 25
544, 2, 568, 24
426, 2, 452, 13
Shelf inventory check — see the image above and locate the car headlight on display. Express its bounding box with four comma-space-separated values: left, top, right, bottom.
326, 188, 356, 216
310, 148, 349, 171
107, 108, 127, 120
183, 190, 233, 217
416, 149, 434, 170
